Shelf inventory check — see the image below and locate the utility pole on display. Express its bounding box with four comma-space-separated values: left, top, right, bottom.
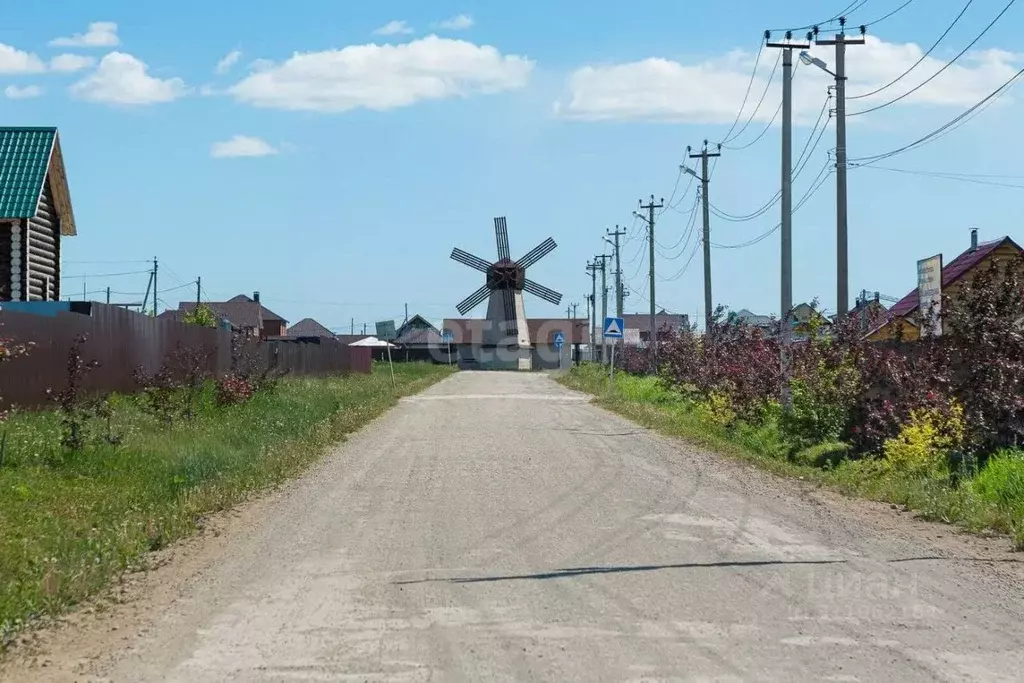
152, 256, 158, 317
595, 254, 610, 362
635, 195, 663, 364
816, 19, 865, 320
404, 303, 409, 325
196, 277, 202, 306
363, 323, 367, 335
571, 302, 578, 319
351, 318, 354, 335
586, 260, 599, 361
767, 29, 811, 409
606, 225, 627, 317
686, 142, 721, 331
106, 286, 110, 304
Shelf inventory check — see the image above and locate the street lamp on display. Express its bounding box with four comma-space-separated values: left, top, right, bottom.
798, 51, 836, 77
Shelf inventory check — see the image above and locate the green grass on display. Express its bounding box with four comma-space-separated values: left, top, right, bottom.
0, 362, 454, 649
561, 363, 1024, 550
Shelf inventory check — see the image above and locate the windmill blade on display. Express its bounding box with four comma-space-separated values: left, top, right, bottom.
456, 285, 490, 315
451, 248, 491, 273
494, 217, 511, 262
501, 287, 518, 336
516, 237, 557, 269
524, 278, 563, 306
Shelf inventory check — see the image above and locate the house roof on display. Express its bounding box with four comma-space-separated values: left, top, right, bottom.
226, 294, 286, 322
394, 315, 443, 346
874, 237, 1019, 330
730, 309, 774, 327
178, 300, 264, 329
335, 334, 371, 345
443, 318, 588, 344
0, 127, 76, 235
622, 312, 689, 334
287, 317, 334, 337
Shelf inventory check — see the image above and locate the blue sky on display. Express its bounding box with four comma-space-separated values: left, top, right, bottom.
3, 0, 1022, 331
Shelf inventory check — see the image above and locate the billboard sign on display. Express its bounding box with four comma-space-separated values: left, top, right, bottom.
375, 320, 397, 341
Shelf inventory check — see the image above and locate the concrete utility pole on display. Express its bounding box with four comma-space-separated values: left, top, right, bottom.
815, 19, 864, 320
196, 277, 202, 306
586, 261, 599, 361
606, 225, 627, 317
106, 287, 110, 304
635, 195, 663, 364
686, 142, 721, 331
572, 302, 578, 319
766, 29, 811, 409
595, 254, 611, 362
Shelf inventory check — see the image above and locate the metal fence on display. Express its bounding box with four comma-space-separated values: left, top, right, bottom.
0, 303, 371, 410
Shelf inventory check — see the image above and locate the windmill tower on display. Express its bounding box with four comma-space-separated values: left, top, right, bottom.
451, 217, 562, 370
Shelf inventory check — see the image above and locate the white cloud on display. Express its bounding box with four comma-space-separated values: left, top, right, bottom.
0, 43, 46, 74
555, 36, 1021, 123
229, 35, 533, 113
210, 135, 279, 158
70, 52, 187, 105
5, 85, 43, 99
50, 22, 120, 48
373, 20, 414, 36
49, 53, 97, 73
215, 50, 242, 75
438, 14, 474, 31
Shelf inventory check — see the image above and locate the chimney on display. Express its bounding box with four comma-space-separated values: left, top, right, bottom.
970, 228, 978, 252
874, 291, 880, 303
253, 291, 260, 303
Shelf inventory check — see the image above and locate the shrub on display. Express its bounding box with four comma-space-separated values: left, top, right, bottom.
182, 303, 218, 327
47, 334, 102, 451
134, 344, 214, 424
215, 375, 256, 405
940, 255, 1024, 453
793, 441, 854, 468
880, 403, 965, 476
0, 332, 31, 422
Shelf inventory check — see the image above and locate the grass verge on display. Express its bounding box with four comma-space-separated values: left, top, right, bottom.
0, 362, 454, 650
560, 364, 1024, 549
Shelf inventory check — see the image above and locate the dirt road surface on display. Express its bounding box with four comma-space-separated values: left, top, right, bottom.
6, 371, 1024, 682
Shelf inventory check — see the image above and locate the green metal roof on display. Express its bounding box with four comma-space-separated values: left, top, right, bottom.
0, 127, 57, 219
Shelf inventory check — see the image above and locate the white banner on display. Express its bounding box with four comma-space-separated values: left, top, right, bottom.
917, 253, 943, 337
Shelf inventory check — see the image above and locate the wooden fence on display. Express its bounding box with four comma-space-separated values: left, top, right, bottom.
0, 303, 371, 410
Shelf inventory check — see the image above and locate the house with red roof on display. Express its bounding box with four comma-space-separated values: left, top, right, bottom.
865, 230, 1022, 342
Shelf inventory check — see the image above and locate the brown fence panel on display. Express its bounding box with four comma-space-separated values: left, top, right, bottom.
0, 305, 370, 410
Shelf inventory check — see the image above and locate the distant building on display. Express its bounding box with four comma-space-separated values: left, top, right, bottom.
0, 127, 77, 302
622, 311, 690, 343
443, 317, 587, 369
866, 231, 1023, 342
286, 318, 335, 339
727, 308, 774, 330
163, 291, 287, 339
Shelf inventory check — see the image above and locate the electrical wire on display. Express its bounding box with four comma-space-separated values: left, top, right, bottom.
61, 259, 152, 265
849, 62, 1024, 164
711, 162, 833, 249
720, 50, 782, 145
656, 192, 700, 255
851, 164, 1024, 189
769, 0, 869, 33
709, 96, 831, 223
849, 0, 973, 101
849, 0, 1017, 116
860, 0, 916, 26
658, 233, 703, 282
62, 269, 151, 279
719, 42, 765, 145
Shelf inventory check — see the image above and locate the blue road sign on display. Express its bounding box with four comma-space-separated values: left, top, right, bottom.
442, 330, 454, 344
604, 317, 625, 339
553, 332, 565, 350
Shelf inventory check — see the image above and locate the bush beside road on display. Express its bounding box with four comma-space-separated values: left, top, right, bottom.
560, 363, 1024, 550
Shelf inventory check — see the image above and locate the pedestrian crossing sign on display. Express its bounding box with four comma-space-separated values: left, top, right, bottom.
603, 317, 624, 339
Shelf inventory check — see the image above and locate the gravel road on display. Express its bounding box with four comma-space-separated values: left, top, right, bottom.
38, 372, 1024, 681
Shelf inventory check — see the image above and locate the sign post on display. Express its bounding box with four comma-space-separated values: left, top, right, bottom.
376, 320, 397, 388
554, 331, 565, 369
603, 317, 624, 391
442, 330, 454, 366
917, 254, 943, 337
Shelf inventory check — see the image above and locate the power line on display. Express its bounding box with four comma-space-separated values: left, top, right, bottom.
851, 164, 1024, 189
720, 50, 783, 145
849, 0, 1017, 116
62, 269, 150, 279
719, 41, 766, 145
656, 191, 701, 255
860, 0, 917, 26
848, 0, 973, 101
768, 0, 870, 32
849, 62, 1024, 164
711, 162, 833, 249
